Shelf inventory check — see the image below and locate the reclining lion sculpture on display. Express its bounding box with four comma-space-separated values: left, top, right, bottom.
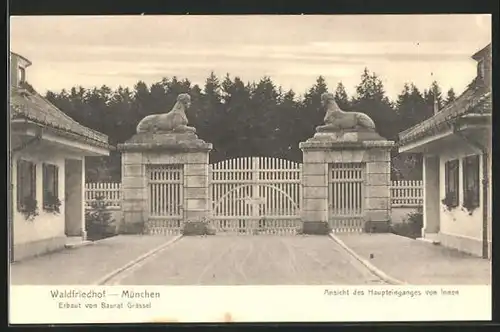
316, 92, 376, 132
136, 93, 196, 134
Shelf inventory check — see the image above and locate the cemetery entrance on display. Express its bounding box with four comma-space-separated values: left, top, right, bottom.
210, 157, 302, 235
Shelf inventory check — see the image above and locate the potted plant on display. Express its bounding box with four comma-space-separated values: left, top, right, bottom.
441, 192, 458, 211
43, 193, 62, 214
21, 196, 39, 221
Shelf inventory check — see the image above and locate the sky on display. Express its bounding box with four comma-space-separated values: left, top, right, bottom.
10, 15, 491, 101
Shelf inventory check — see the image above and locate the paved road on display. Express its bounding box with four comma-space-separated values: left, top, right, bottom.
336, 233, 492, 285
107, 235, 386, 285
10, 235, 176, 285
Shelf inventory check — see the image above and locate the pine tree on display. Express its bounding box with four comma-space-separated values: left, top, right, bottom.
201, 72, 224, 161
334, 81, 350, 110
352, 68, 396, 139
395, 83, 427, 131
423, 80, 444, 113
445, 88, 457, 106
300, 76, 329, 140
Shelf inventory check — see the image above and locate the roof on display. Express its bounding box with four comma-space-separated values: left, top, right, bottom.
472, 43, 491, 62
10, 87, 110, 149
10, 52, 32, 67
398, 43, 492, 146
398, 78, 491, 145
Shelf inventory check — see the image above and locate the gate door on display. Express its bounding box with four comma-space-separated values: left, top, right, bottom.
210, 157, 302, 235
146, 164, 184, 235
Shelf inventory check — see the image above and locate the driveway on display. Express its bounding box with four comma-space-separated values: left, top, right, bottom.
334, 233, 492, 285
105, 235, 387, 285
9, 235, 177, 285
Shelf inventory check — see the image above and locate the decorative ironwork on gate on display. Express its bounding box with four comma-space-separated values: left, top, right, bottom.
146, 164, 184, 235
210, 157, 302, 235
328, 162, 366, 232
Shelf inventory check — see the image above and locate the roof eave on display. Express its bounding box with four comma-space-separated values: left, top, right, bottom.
11, 118, 112, 151
471, 43, 491, 61
399, 113, 491, 147
10, 52, 33, 67
10, 91, 110, 144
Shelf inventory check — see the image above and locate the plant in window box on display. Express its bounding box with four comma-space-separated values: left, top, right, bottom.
44, 193, 62, 214
462, 190, 478, 215
21, 196, 39, 221
441, 192, 457, 211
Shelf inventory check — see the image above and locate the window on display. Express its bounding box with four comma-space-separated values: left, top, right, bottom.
43, 163, 59, 210
18, 67, 26, 84
444, 159, 459, 207
17, 160, 36, 212
477, 60, 485, 79
463, 155, 480, 209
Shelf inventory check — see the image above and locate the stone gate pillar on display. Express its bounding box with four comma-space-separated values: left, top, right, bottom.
299, 93, 394, 233
118, 132, 212, 233
300, 130, 394, 233
117, 93, 212, 234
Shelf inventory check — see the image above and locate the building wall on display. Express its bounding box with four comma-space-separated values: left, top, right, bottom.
438, 143, 488, 257
423, 155, 440, 234
11, 145, 81, 261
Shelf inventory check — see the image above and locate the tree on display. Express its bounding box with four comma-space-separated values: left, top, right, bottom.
277, 89, 302, 161
201, 72, 224, 161
445, 88, 457, 106
299, 76, 329, 142
395, 83, 428, 131
248, 76, 280, 156
219, 74, 253, 157
351, 68, 397, 140
334, 81, 350, 110
423, 80, 444, 114
43, 67, 465, 181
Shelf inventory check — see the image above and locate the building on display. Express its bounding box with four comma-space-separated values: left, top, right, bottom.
9, 52, 111, 262
397, 43, 492, 258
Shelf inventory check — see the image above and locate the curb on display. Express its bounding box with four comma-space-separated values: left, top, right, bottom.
328, 232, 406, 285
416, 237, 441, 245
64, 240, 94, 250
94, 235, 183, 285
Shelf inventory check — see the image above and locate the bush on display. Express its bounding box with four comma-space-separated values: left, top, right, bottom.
85, 196, 117, 241
119, 221, 145, 235
301, 221, 331, 235
181, 217, 215, 236
390, 208, 423, 239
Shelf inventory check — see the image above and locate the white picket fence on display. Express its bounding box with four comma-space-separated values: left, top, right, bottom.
84, 180, 424, 230
390, 180, 423, 207
85, 182, 122, 208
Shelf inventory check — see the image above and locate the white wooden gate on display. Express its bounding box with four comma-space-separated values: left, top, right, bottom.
146, 164, 184, 235
210, 157, 302, 235
328, 162, 366, 232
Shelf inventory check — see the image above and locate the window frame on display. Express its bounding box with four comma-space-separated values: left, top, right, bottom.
462, 155, 480, 209
18, 66, 26, 84
444, 159, 460, 208
42, 163, 59, 211
16, 159, 36, 212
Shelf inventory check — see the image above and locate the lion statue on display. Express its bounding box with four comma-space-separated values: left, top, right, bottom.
316, 92, 376, 132
136, 93, 196, 134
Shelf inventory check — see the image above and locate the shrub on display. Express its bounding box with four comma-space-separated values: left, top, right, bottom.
301, 221, 331, 235
85, 196, 117, 241
119, 221, 145, 235
181, 217, 215, 236
390, 208, 423, 239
